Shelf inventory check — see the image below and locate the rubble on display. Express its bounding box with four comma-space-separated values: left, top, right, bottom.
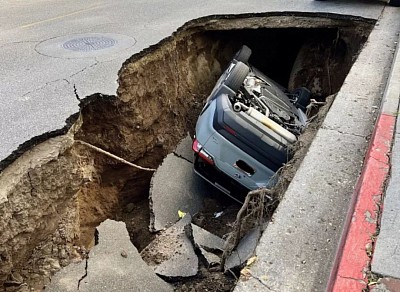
141, 215, 199, 278
44, 261, 86, 292
224, 227, 261, 272
191, 224, 225, 252
199, 248, 221, 267
46, 220, 172, 292
149, 153, 212, 232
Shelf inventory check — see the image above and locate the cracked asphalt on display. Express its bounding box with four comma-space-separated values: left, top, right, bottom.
0, 0, 385, 163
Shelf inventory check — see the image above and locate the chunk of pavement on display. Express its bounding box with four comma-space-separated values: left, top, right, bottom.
141, 215, 198, 278
79, 219, 172, 292
149, 153, 213, 231
224, 226, 262, 272
192, 223, 225, 252
45, 261, 87, 292
199, 248, 221, 267
174, 134, 194, 163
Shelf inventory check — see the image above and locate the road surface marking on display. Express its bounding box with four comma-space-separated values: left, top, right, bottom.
21, 5, 102, 29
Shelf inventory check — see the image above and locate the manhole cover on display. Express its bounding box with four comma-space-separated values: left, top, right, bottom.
62, 37, 117, 52
36, 33, 136, 59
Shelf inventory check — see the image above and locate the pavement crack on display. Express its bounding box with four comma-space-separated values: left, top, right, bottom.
69, 61, 99, 79
20, 78, 70, 99
338, 275, 365, 283
0, 40, 40, 49
172, 152, 192, 164
17, 58, 97, 101
77, 257, 89, 290
73, 84, 81, 101
247, 270, 274, 291
322, 126, 368, 139
368, 155, 388, 165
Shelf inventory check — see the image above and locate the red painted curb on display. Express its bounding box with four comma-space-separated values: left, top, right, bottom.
328, 113, 396, 292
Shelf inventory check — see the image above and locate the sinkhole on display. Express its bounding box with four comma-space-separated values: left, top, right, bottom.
0, 12, 374, 292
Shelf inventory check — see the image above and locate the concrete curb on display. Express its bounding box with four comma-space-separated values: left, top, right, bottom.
328, 31, 400, 291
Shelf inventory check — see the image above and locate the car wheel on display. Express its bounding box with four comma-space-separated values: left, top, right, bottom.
224, 62, 250, 92
233, 45, 252, 63
389, 0, 400, 6
293, 87, 311, 111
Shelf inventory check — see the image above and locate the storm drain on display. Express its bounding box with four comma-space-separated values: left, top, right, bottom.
0, 13, 375, 292
62, 37, 117, 52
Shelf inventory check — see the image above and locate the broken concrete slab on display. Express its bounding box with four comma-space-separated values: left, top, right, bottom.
141, 215, 198, 278
149, 153, 214, 231
47, 219, 172, 292
81, 220, 172, 291
199, 248, 221, 267
224, 227, 261, 272
192, 224, 225, 252
45, 261, 87, 292
174, 134, 194, 163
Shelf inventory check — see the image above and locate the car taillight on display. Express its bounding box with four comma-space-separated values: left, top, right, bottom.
192, 139, 202, 153
199, 149, 214, 166
192, 139, 214, 165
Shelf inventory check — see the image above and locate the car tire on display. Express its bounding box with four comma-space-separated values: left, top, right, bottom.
224, 62, 250, 92
389, 0, 400, 6
233, 45, 252, 63
293, 87, 311, 111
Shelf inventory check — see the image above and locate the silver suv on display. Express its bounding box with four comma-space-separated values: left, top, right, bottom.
192, 46, 310, 200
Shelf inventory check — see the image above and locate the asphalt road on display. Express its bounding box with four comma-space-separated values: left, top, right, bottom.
0, 0, 385, 163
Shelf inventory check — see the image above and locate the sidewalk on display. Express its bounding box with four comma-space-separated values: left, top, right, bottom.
328, 23, 400, 292
370, 30, 400, 290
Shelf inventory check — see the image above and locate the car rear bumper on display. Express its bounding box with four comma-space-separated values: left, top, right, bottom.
193, 154, 250, 202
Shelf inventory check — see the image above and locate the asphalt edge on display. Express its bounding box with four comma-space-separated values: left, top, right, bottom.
327, 30, 400, 292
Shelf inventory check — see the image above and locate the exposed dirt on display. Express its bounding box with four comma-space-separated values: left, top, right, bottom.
193, 198, 241, 239
172, 266, 235, 292
0, 13, 374, 292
